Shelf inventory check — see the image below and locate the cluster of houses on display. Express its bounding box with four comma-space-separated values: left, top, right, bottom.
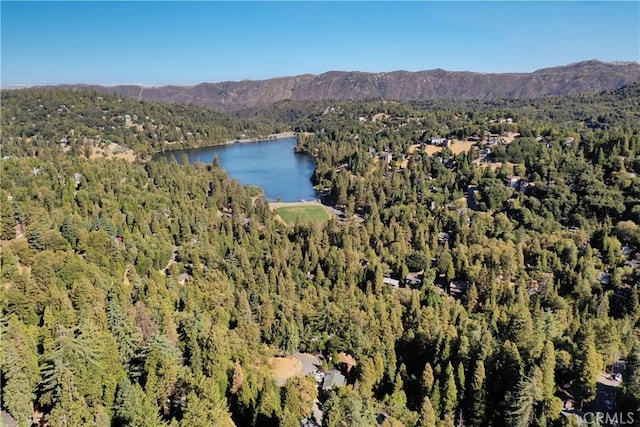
26, 167, 82, 188
504, 175, 536, 194
368, 117, 636, 304
301, 351, 357, 393
376, 229, 469, 298
600, 244, 639, 303
368, 147, 395, 164
487, 117, 515, 124
379, 230, 473, 299
301, 352, 358, 427
301, 350, 405, 426
383, 269, 470, 300
622, 245, 640, 270
428, 136, 452, 147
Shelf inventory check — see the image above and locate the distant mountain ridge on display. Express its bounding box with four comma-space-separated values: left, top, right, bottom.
49, 60, 640, 110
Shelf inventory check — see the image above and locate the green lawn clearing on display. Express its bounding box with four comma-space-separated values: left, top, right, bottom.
275, 205, 331, 225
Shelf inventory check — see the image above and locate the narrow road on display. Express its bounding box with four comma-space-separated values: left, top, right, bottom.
160, 245, 179, 274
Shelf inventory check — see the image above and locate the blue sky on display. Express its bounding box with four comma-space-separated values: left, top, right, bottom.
1, 1, 639, 86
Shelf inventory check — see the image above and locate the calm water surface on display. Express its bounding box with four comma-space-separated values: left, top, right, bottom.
156, 137, 317, 202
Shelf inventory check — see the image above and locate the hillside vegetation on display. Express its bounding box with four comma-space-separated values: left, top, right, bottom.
51, 60, 640, 110
1, 85, 640, 426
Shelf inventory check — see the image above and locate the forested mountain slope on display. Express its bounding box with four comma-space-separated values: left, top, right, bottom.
0, 89, 287, 159
1, 85, 640, 427
48, 60, 640, 111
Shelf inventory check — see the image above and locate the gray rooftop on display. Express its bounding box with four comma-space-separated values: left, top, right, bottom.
322, 369, 346, 390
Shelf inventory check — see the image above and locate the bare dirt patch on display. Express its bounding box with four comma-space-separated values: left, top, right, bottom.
449, 140, 476, 154
371, 113, 390, 122
424, 145, 442, 156
407, 144, 421, 154
486, 162, 504, 170
269, 356, 303, 386
88, 146, 137, 162
472, 161, 515, 171
422, 140, 477, 156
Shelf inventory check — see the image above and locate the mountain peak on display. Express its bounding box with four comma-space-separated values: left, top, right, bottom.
43, 61, 640, 110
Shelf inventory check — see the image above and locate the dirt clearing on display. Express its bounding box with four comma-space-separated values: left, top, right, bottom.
269, 356, 303, 386
449, 140, 476, 154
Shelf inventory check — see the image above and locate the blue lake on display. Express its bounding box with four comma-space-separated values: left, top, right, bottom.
156, 137, 317, 202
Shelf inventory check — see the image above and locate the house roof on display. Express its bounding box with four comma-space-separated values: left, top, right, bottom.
449, 280, 470, 297
322, 369, 346, 390
624, 259, 640, 269
337, 352, 357, 367
383, 277, 400, 287
1, 410, 19, 427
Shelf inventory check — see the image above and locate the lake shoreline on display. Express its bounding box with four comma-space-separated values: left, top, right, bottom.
223, 131, 296, 145
156, 135, 317, 202
157, 132, 298, 158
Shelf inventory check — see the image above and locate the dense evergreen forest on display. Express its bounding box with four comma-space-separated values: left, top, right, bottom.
1, 85, 639, 427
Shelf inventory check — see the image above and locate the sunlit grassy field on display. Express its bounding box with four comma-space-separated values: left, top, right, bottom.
275, 205, 331, 225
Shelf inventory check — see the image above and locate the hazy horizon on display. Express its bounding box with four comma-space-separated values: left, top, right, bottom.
2, 59, 639, 89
